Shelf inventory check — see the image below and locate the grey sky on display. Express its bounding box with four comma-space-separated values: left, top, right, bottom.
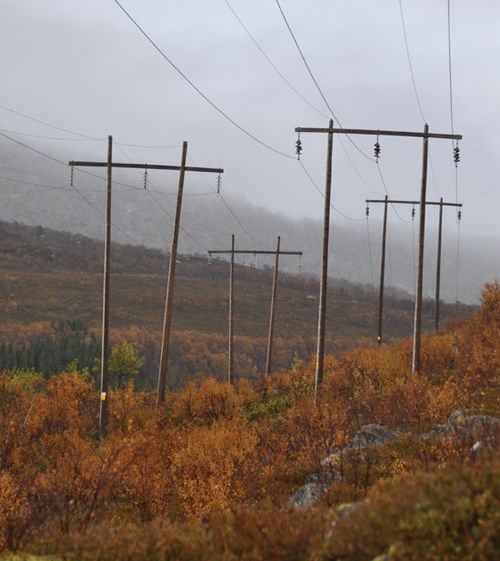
1, 0, 499, 244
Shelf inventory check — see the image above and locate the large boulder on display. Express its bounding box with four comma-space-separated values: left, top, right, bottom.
420, 411, 500, 443
289, 482, 327, 508
346, 424, 399, 449
290, 469, 342, 507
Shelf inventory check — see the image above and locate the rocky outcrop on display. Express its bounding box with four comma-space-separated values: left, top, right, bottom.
346, 424, 399, 450
420, 411, 500, 444
289, 469, 342, 508
290, 413, 500, 507
291, 424, 399, 507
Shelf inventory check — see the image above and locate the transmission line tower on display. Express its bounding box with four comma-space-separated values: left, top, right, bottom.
208, 236, 302, 384
295, 122, 462, 395
366, 197, 463, 344
70, 139, 223, 433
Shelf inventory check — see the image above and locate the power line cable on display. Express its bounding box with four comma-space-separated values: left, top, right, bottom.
217, 192, 264, 249
224, 0, 328, 119
111, 0, 295, 160
274, 0, 373, 163
0, 103, 103, 141
447, 0, 455, 138
298, 160, 364, 221
375, 162, 410, 224
0, 128, 98, 143
0, 102, 186, 149
0, 131, 142, 245
273, 0, 340, 123
115, 142, 210, 252
446, 0, 460, 206
397, 0, 427, 122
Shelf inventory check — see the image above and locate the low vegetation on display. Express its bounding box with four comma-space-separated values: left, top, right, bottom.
0, 282, 498, 560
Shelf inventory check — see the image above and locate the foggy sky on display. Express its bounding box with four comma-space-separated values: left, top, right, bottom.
1, 0, 500, 245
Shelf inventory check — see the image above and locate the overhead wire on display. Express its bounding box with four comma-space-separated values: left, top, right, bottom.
398, 0, 426, 123
0, 131, 143, 246
447, 0, 462, 304
183, 152, 265, 250
274, 0, 399, 212
273, 0, 373, 163
0, 103, 103, 141
186, 154, 247, 239
375, 162, 410, 224
0, 102, 188, 150
298, 160, 364, 222
397, 1, 443, 200
223, 0, 328, 119
114, 142, 210, 252
0, 128, 98, 143
111, 0, 295, 160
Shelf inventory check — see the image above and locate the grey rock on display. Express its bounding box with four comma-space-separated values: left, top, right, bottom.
420, 414, 500, 443
464, 415, 500, 438
448, 410, 466, 426
290, 482, 327, 508
290, 468, 342, 507
347, 424, 399, 449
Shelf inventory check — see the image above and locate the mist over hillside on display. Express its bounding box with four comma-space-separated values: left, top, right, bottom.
1, 138, 498, 304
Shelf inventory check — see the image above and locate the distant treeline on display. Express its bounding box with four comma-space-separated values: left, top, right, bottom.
0, 319, 101, 376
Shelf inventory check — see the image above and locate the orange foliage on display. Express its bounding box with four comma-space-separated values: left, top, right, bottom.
171, 418, 262, 517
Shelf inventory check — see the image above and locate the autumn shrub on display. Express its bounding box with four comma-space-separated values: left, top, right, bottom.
322, 455, 500, 561
116, 422, 182, 522
426, 377, 467, 423
32, 429, 100, 533
170, 418, 262, 517
39, 369, 97, 437
108, 381, 153, 433
0, 471, 33, 552
211, 504, 330, 561
323, 345, 430, 431
282, 398, 349, 473
169, 378, 242, 426
35, 518, 216, 561
455, 282, 500, 390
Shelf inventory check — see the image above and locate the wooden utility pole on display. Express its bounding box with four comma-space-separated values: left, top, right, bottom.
265, 236, 281, 376
377, 196, 389, 346
208, 237, 302, 383
70, 140, 223, 416
366, 197, 462, 344
435, 198, 444, 333
157, 142, 188, 404
295, 122, 462, 381
101, 135, 112, 438
229, 234, 235, 385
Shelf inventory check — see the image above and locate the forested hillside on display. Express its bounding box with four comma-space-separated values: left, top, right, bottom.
0, 282, 498, 560
0, 221, 473, 388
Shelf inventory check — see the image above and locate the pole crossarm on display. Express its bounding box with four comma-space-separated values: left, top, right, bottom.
70, 142, 224, 408
69, 161, 223, 174
366, 199, 462, 208
208, 249, 302, 256
208, 241, 303, 383
296, 126, 462, 141
366, 196, 463, 346
295, 120, 463, 379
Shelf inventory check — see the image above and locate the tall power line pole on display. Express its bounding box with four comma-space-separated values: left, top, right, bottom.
70, 140, 223, 427
208, 237, 302, 383
295, 122, 462, 385
366, 197, 462, 344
